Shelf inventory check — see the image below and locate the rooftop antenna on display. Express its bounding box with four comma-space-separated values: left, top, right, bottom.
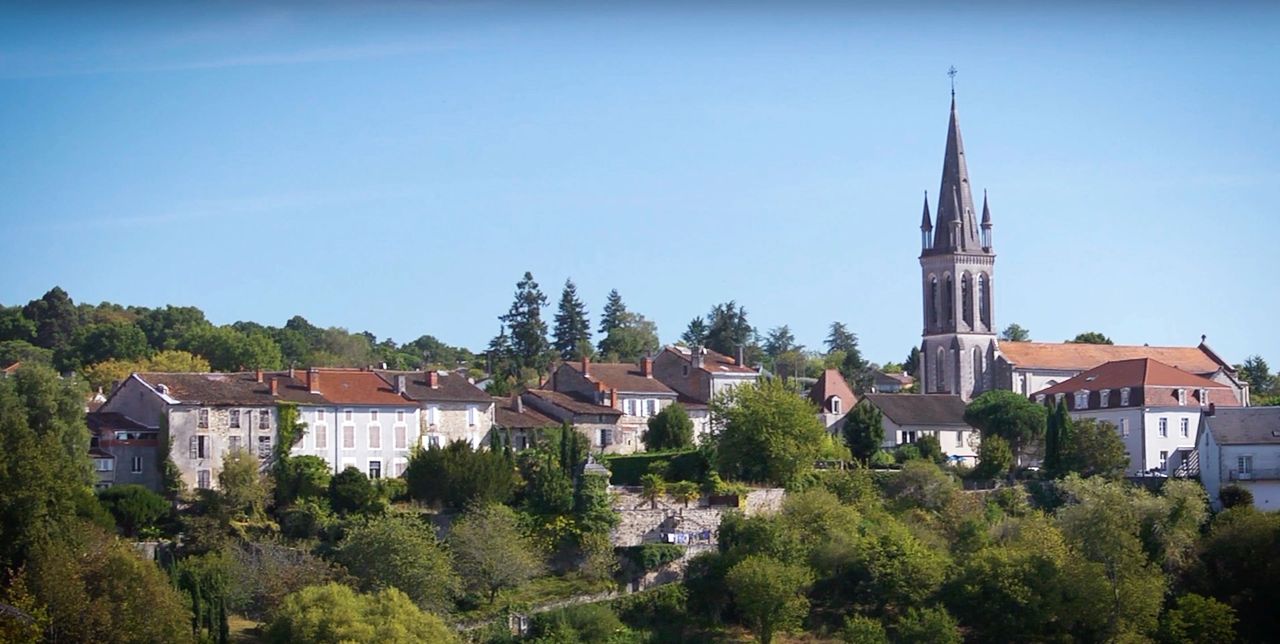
948, 66, 958, 98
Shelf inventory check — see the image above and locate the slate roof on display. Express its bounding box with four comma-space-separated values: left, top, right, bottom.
1204, 407, 1280, 445
809, 369, 857, 413
493, 396, 559, 429
1033, 358, 1233, 398
373, 369, 492, 403
525, 389, 622, 416
563, 362, 677, 395
862, 393, 969, 427
998, 342, 1225, 375
133, 372, 327, 406
925, 96, 987, 255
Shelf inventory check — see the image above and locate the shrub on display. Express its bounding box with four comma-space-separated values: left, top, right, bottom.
267, 583, 457, 643
329, 467, 380, 516
603, 449, 707, 486
895, 606, 961, 644
894, 443, 922, 464
643, 403, 694, 450
870, 450, 896, 469
332, 515, 459, 612
405, 440, 514, 510
1219, 484, 1253, 509
841, 615, 889, 644
617, 544, 685, 573
612, 583, 688, 628
532, 603, 628, 643
96, 484, 169, 537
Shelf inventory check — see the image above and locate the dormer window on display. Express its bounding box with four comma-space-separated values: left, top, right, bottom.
1120, 388, 1131, 406
1100, 389, 1111, 408
1074, 390, 1089, 409
1176, 388, 1187, 406
831, 397, 842, 415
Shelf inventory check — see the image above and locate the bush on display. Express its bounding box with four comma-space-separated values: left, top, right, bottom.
267, 583, 457, 643
841, 615, 889, 644
894, 443, 922, 464
643, 403, 695, 451
895, 606, 960, 644
870, 450, 896, 469
332, 514, 459, 612
1219, 484, 1254, 509
604, 449, 707, 486
532, 603, 629, 643
612, 583, 689, 629
916, 435, 946, 464
405, 440, 514, 510
617, 544, 685, 573
274, 455, 331, 507
329, 467, 380, 516
279, 499, 336, 540
96, 484, 169, 537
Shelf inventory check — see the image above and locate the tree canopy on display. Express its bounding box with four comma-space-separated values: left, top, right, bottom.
963, 390, 1047, 466
712, 378, 827, 486
642, 403, 695, 451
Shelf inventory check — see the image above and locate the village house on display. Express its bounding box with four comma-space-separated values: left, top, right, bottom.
651, 345, 760, 440
521, 388, 628, 453
871, 369, 914, 393
858, 393, 979, 464
87, 411, 162, 490
808, 368, 857, 432
1196, 406, 1280, 511
373, 369, 495, 450
492, 394, 559, 450
1032, 358, 1240, 475
541, 356, 678, 453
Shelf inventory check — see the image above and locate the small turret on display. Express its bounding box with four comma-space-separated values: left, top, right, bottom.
980, 190, 992, 250
920, 191, 933, 250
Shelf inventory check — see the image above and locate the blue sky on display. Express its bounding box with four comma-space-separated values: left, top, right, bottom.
2, 1, 1278, 367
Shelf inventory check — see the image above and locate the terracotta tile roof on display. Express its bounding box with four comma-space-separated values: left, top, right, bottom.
134, 372, 327, 406
493, 396, 559, 429
998, 342, 1225, 375
862, 393, 970, 427
662, 346, 757, 375
1, 362, 20, 375
1033, 358, 1233, 398
373, 369, 492, 403
1204, 407, 1280, 445
876, 371, 915, 386
274, 369, 416, 406
564, 362, 676, 395
809, 369, 857, 413
525, 389, 622, 416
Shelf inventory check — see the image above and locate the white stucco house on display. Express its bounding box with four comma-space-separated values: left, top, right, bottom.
1197, 406, 1280, 511
859, 393, 979, 464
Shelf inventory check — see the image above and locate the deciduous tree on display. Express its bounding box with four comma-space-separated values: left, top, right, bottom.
713, 378, 827, 486
449, 504, 544, 603
964, 390, 1047, 466
333, 515, 459, 612
843, 402, 884, 464
1069, 331, 1113, 345
1000, 323, 1030, 342
643, 403, 694, 451
267, 583, 458, 644
726, 555, 812, 644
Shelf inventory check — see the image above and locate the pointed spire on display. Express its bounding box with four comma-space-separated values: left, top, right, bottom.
929, 93, 985, 254
981, 190, 991, 227
920, 191, 933, 231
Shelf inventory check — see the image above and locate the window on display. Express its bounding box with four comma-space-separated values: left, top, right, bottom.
394, 460, 408, 477
343, 426, 355, 449
198, 408, 209, 429
1101, 389, 1111, 408
1198, 389, 1208, 406
95, 458, 113, 472
1180, 418, 1190, 438
230, 409, 241, 428
955, 431, 964, 447
961, 273, 974, 328
831, 397, 842, 415
396, 410, 405, 423
1120, 388, 1131, 406
344, 409, 353, 422
467, 406, 478, 427
368, 424, 381, 449
902, 430, 918, 444
395, 425, 407, 449
315, 425, 327, 449
258, 410, 270, 430
370, 410, 379, 422
428, 406, 440, 425
624, 399, 636, 416
1159, 451, 1169, 469
1159, 418, 1168, 438
1237, 455, 1253, 474
599, 428, 614, 447
197, 470, 211, 489
257, 436, 272, 458
1120, 418, 1130, 437
190, 435, 208, 459
1176, 389, 1187, 405
229, 436, 242, 452
929, 276, 939, 326
130, 456, 143, 474
368, 460, 382, 480
978, 273, 990, 327
1074, 391, 1089, 409
646, 399, 658, 416
316, 409, 325, 422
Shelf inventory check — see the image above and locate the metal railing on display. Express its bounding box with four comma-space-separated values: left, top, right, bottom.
1228, 468, 1280, 481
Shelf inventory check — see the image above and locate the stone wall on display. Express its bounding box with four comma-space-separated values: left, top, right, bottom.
609, 486, 785, 548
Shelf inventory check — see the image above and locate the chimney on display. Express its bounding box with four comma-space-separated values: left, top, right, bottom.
641, 355, 654, 378
427, 371, 440, 389
269, 377, 279, 396
1206, 402, 1216, 417
610, 388, 618, 409
736, 345, 745, 367
515, 395, 524, 414
255, 369, 264, 383
288, 367, 295, 379
581, 355, 590, 377
692, 347, 704, 369
395, 374, 406, 394
307, 368, 320, 394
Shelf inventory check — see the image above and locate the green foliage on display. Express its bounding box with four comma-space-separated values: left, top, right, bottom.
643, 403, 695, 451
219, 448, 272, 519
177, 324, 283, 371
332, 514, 459, 612
843, 402, 885, 464
881, 460, 959, 513
405, 440, 515, 510
964, 390, 1047, 462
1188, 508, 1280, 642
973, 434, 1013, 479
1159, 593, 1237, 644
499, 271, 552, 372
892, 443, 921, 463
640, 473, 666, 508
894, 606, 960, 644
602, 448, 707, 485
1060, 417, 1129, 479
274, 454, 332, 507
841, 615, 889, 643
1000, 323, 1031, 342
328, 466, 380, 516
597, 311, 660, 363
267, 583, 458, 644
175, 550, 232, 643
68, 321, 150, 370
726, 554, 812, 644
22, 287, 80, 353
1043, 398, 1069, 477
449, 504, 545, 603
96, 484, 168, 537
1069, 331, 1114, 345
682, 316, 708, 347
869, 450, 896, 469
1218, 484, 1253, 509
618, 544, 685, 573
532, 602, 629, 644
713, 378, 827, 486
553, 278, 592, 361
915, 434, 945, 464
612, 583, 689, 637
669, 480, 701, 507
1237, 355, 1274, 395
704, 301, 758, 365
278, 498, 336, 540
224, 541, 341, 620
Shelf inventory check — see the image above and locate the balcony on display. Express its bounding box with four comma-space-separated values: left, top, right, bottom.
1228, 468, 1280, 481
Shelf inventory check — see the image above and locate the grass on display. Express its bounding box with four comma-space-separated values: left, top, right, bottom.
227, 614, 266, 644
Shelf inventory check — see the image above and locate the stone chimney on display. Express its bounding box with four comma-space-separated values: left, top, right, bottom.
427, 371, 440, 389
255, 369, 264, 383
736, 345, 745, 366
581, 355, 590, 377
269, 377, 279, 396
641, 355, 654, 378
395, 374, 407, 394
307, 368, 321, 394
692, 347, 705, 369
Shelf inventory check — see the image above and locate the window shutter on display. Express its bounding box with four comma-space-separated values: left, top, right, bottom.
189, 436, 198, 459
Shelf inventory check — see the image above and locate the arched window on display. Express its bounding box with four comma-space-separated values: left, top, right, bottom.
978, 273, 990, 329
936, 347, 947, 393
972, 346, 983, 392
929, 276, 939, 327
961, 273, 974, 328
943, 275, 954, 326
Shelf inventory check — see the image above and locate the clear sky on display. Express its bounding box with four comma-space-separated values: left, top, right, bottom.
2, 1, 1278, 367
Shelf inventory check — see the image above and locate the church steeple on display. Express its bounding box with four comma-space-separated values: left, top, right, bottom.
927, 95, 986, 255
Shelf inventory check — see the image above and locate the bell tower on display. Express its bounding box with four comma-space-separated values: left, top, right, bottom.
919, 90, 998, 400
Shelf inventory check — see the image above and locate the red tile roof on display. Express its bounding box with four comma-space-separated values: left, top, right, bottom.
525, 389, 622, 416
1033, 358, 1233, 398
564, 361, 676, 395
374, 369, 492, 403
998, 342, 1225, 374
275, 369, 416, 406
134, 372, 327, 406
809, 369, 857, 413
662, 346, 757, 375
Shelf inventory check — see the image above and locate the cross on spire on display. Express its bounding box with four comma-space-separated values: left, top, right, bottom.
948, 66, 957, 97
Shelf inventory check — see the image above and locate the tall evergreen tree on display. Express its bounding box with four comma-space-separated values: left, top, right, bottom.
682, 317, 708, 347
552, 279, 592, 361
825, 322, 858, 355
705, 301, 755, 359
904, 346, 922, 379
597, 289, 628, 342
499, 272, 550, 373
1043, 398, 1063, 476
22, 287, 80, 352
764, 326, 799, 358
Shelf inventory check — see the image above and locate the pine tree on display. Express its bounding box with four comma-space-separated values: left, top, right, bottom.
764, 326, 799, 358
597, 289, 628, 340
825, 322, 857, 355
1043, 399, 1061, 476
1048, 398, 1074, 477
705, 301, 755, 358
498, 272, 550, 373
682, 317, 708, 347
552, 279, 592, 361
904, 346, 922, 379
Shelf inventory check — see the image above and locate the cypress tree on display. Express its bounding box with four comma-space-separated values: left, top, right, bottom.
1043, 400, 1061, 476
1052, 399, 1074, 476
553, 279, 592, 361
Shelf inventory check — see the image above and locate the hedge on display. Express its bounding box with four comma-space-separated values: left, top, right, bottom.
603, 449, 709, 486
617, 544, 685, 573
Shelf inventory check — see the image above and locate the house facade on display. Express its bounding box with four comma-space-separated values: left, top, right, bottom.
1197, 407, 1280, 511
1032, 358, 1240, 475
545, 356, 678, 453
860, 393, 979, 464
374, 369, 495, 450
492, 394, 559, 451
87, 411, 162, 490
521, 388, 628, 453
808, 368, 857, 432
652, 345, 759, 440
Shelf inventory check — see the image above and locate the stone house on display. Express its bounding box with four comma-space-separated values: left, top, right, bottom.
651, 346, 759, 440
872, 370, 915, 393
545, 356, 679, 452
1196, 406, 1280, 511
1032, 358, 1240, 475
87, 411, 162, 490
521, 388, 628, 454
859, 393, 979, 464
492, 394, 559, 451
374, 369, 495, 450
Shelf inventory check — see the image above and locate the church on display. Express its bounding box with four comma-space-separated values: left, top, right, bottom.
915, 93, 1248, 406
